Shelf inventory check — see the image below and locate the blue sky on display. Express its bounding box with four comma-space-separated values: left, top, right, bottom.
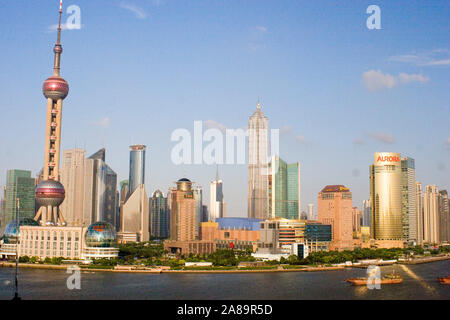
0, 0, 449, 217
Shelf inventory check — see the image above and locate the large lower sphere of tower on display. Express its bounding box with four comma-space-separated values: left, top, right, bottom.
43, 76, 69, 100
35, 180, 65, 208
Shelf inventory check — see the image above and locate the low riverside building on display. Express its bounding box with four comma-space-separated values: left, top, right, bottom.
257, 220, 281, 254
304, 222, 332, 252
0, 221, 118, 260
19, 225, 84, 259
200, 218, 262, 251
163, 240, 216, 255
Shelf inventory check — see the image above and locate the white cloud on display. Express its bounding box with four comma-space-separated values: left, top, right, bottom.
152, 0, 165, 6
389, 49, 450, 67
203, 120, 227, 132
398, 73, 429, 84
426, 59, 450, 66
368, 132, 395, 144
363, 70, 396, 91
248, 26, 268, 51
353, 138, 365, 146
47, 23, 82, 32
255, 26, 268, 33
363, 70, 429, 91
295, 135, 307, 144
280, 125, 292, 135
95, 117, 111, 129
119, 3, 147, 20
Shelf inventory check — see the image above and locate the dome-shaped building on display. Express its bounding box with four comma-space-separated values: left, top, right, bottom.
176, 178, 193, 192
85, 222, 117, 248
83, 222, 119, 260
2, 218, 39, 244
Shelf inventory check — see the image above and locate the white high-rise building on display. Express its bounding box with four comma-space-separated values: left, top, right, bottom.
416, 182, 424, 245
307, 203, 315, 220
401, 157, 417, 242
209, 168, 225, 222
60, 149, 86, 226
423, 185, 439, 244
248, 101, 269, 219
61, 148, 117, 228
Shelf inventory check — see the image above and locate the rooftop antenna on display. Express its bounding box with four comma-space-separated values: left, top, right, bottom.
257, 97, 261, 109
216, 164, 219, 181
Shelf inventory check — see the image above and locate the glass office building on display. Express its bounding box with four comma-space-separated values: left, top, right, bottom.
3, 170, 35, 227
370, 152, 403, 240
269, 156, 301, 219
128, 145, 146, 198
305, 223, 332, 242
287, 162, 301, 219
150, 190, 170, 238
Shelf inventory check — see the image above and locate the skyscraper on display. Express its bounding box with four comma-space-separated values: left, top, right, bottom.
3, 170, 35, 227
34, 3, 69, 226
269, 156, 287, 218
268, 156, 301, 219
438, 190, 449, 243
352, 207, 362, 234
416, 182, 424, 245
60, 149, 86, 226
121, 184, 149, 242
248, 101, 269, 219
401, 157, 417, 242
317, 185, 354, 251
370, 152, 402, 241
209, 168, 225, 222
83, 149, 117, 227
150, 190, 170, 239
128, 145, 146, 198
287, 162, 301, 220
169, 178, 196, 241
193, 185, 203, 238
0, 186, 5, 228
362, 199, 371, 227
118, 180, 129, 231
423, 185, 439, 244
307, 204, 315, 220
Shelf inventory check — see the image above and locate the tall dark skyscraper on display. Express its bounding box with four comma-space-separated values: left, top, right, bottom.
128, 145, 146, 198
150, 190, 170, 239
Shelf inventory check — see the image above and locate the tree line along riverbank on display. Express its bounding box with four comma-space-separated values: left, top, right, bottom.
1, 243, 448, 273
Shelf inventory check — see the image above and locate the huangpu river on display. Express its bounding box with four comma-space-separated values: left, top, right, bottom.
0, 260, 448, 300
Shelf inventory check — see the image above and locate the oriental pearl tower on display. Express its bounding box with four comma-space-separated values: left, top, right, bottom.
34, 1, 68, 226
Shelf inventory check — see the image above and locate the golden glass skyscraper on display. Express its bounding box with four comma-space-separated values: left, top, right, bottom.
370, 152, 403, 240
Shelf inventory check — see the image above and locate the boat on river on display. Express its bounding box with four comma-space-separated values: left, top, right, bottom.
347, 272, 403, 286
437, 276, 450, 284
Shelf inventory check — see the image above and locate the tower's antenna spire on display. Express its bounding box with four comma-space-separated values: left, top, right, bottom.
58, 0, 63, 43
216, 164, 219, 181
53, 0, 63, 76
257, 97, 261, 109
